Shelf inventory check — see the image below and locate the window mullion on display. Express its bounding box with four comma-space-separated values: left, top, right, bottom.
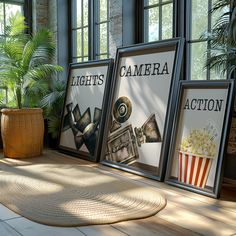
185, 0, 192, 81
81, 0, 84, 60
159, 0, 162, 40
89, 0, 95, 60
106, 0, 109, 58
94, 0, 99, 59
206, 0, 212, 80
3, 2, 6, 34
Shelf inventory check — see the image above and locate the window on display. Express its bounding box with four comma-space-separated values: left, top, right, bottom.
71, 0, 89, 62
0, 0, 32, 37
137, 0, 227, 80
70, 0, 109, 62
187, 0, 224, 80
0, 0, 31, 106
96, 0, 109, 59
0, 0, 24, 37
143, 0, 173, 42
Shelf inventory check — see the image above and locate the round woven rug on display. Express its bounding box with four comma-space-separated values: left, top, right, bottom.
0, 152, 166, 226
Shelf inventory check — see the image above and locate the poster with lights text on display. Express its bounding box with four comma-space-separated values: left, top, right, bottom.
59, 59, 113, 161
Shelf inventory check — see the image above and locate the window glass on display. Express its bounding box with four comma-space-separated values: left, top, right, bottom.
74, 57, 82, 63
76, 0, 82, 28
100, 54, 107, 59
83, 27, 88, 58
189, 0, 227, 80
162, 4, 173, 39
0, 0, 26, 107
99, 23, 107, 54
191, 0, 208, 40
71, 0, 109, 61
0, 87, 7, 106
100, 0, 107, 22
211, 0, 228, 28
145, 7, 159, 42
190, 42, 207, 80
0, 2, 23, 35
0, 3, 4, 34
143, 0, 173, 42
76, 29, 82, 57
144, 0, 158, 6
83, 0, 88, 26
140, 0, 228, 81
72, 30, 78, 58
210, 69, 222, 80
5, 3, 23, 25
96, 0, 109, 59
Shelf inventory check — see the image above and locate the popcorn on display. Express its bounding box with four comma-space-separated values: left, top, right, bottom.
178, 126, 218, 188
180, 129, 217, 157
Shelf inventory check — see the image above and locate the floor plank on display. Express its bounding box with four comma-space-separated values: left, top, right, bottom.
112, 217, 200, 236
78, 225, 128, 236
0, 204, 21, 221
157, 202, 236, 236
0, 221, 21, 236
5, 217, 84, 236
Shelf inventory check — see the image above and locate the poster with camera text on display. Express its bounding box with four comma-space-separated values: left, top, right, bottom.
101, 39, 184, 180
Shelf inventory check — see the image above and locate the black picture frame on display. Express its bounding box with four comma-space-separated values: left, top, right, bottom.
58, 59, 114, 162
165, 80, 235, 198
100, 38, 184, 180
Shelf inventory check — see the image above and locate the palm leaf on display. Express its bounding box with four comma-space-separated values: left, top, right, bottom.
0, 13, 63, 109
23, 29, 55, 69
40, 79, 66, 138
24, 64, 63, 83
47, 115, 62, 138
204, 0, 236, 75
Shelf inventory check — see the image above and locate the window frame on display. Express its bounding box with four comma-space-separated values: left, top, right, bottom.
185, 0, 213, 81
70, 0, 110, 63
136, 0, 174, 43
94, 0, 109, 59
136, 0, 227, 81
0, 0, 32, 106
144, 0, 174, 42
0, 0, 32, 35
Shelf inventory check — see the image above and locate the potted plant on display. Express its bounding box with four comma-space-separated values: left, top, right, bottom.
0, 13, 63, 158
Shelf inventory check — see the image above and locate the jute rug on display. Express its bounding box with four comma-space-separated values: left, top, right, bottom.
0, 151, 166, 227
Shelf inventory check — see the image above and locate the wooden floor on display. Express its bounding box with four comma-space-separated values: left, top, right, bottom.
1, 149, 236, 236
56, 150, 236, 236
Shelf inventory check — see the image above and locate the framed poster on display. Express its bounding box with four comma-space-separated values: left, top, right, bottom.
100, 38, 184, 180
58, 59, 114, 161
165, 80, 235, 198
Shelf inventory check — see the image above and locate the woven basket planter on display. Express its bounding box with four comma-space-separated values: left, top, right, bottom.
1, 108, 44, 158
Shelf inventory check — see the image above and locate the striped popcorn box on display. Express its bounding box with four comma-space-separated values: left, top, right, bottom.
178, 151, 213, 188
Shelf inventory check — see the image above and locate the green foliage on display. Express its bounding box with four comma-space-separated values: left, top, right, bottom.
205, 0, 236, 77
40, 79, 66, 139
0, 13, 63, 108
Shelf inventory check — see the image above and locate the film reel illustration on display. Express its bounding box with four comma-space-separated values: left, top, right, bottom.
113, 96, 132, 123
